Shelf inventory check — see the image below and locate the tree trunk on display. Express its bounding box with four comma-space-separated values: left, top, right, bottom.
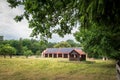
3, 55, 6, 58
102, 56, 108, 61
118, 60, 120, 66
116, 60, 120, 80
26, 56, 28, 58
10, 55, 12, 58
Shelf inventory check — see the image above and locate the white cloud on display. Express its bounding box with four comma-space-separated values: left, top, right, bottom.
48, 34, 77, 42
0, 0, 31, 40
0, 0, 78, 42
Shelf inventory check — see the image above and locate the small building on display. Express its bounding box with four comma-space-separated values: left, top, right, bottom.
42, 48, 86, 61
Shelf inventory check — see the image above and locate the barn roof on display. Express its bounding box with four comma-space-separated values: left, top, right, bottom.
43, 48, 85, 55
45, 48, 74, 53
74, 49, 85, 55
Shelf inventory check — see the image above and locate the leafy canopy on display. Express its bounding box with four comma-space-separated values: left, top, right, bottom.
7, 0, 79, 38
0, 44, 16, 58
22, 46, 33, 58
54, 41, 71, 48
74, 24, 119, 59
7, 0, 120, 59
7, 0, 120, 37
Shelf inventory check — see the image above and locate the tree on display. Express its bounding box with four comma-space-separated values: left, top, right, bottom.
0, 45, 4, 57
18, 38, 23, 55
0, 44, 16, 58
24, 50, 33, 58
7, 0, 79, 38
22, 39, 32, 49
31, 42, 40, 54
35, 50, 41, 58
8, 46, 16, 58
7, 0, 120, 60
8, 40, 20, 55
66, 39, 81, 47
47, 42, 56, 48
74, 25, 115, 59
54, 41, 71, 48
23, 46, 33, 58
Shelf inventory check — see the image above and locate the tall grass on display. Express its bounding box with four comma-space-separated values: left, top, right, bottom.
0, 58, 116, 80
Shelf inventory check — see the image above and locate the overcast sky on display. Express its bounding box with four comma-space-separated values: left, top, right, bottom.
0, 0, 78, 42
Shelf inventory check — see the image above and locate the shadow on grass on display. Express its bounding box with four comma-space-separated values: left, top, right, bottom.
98, 63, 115, 68
83, 61, 96, 64
58, 60, 95, 64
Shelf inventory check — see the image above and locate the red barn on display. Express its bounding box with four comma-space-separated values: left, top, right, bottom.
42, 48, 86, 61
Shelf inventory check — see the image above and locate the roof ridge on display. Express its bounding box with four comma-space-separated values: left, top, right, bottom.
46, 47, 81, 49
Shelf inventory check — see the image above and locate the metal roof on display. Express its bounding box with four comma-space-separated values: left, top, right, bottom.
43, 48, 83, 54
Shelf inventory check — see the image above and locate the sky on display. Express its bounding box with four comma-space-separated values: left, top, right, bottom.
0, 0, 78, 42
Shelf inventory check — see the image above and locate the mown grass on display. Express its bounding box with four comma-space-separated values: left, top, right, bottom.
0, 57, 116, 80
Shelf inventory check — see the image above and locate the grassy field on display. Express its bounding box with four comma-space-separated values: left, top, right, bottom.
0, 57, 116, 80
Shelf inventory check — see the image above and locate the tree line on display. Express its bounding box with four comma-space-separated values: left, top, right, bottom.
7, 0, 120, 60
0, 38, 80, 58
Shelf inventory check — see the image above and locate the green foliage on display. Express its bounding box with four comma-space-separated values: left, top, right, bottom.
35, 50, 41, 58
66, 39, 81, 47
7, 0, 120, 38
74, 24, 119, 59
7, 0, 120, 60
46, 42, 56, 48
7, 0, 79, 38
22, 39, 47, 54
0, 38, 56, 56
23, 46, 33, 58
0, 44, 16, 58
0, 39, 23, 55
31, 42, 40, 53
16, 38, 23, 55
0, 49, 5, 58
24, 50, 33, 58
22, 39, 32, 49
54, 41, 71, 48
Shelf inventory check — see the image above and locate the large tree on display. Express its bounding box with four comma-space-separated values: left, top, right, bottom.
74, 24, 117, 59
66, 39, 81, 47
0, 44, 16, 58
22, 46, 33, 58
54, 41, 71, 48
7, 0, 120, 60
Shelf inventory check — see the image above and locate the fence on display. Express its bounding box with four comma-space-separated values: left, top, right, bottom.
116, 61, 120, 80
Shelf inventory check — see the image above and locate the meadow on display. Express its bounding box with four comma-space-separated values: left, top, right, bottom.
0, 57, 116, 80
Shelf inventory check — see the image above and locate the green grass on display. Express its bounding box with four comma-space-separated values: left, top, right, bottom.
0, 57, 116, 80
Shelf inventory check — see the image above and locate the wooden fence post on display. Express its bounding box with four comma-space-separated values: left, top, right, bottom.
116, 61, 120, 80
